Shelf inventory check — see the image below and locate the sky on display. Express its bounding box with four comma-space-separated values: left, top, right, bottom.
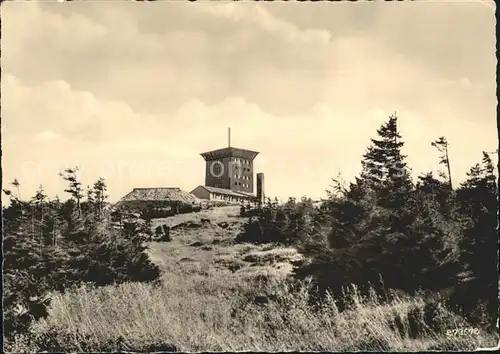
1, 0, 497, 204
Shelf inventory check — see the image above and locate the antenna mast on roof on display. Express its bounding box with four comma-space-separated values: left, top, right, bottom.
228, 127, 231, 148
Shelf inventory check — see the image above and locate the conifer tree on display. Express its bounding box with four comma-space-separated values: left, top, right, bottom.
59, 167, 84, 216
295, 113, 461, 299
92, 177, 108, 216
31, 185, 48, 245
456, 152, 498, 325
86, 185, 95, 214
360, 113, 413, 210
431, 136, 453, 189
11, 178, 21, 200
3, 188, 30, 237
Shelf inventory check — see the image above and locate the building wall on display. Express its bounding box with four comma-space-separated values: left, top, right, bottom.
229, 157, 254, 194
208, 191, 253, 204
204, 157, 232, 189
192, 186, 250, 204
191, 186, 211, 200
117, 200, 200, 218
204, 156, 255, 193
201, 148, 258, 193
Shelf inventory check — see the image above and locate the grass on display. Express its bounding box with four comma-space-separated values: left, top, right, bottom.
18, 279, 498, 352
6, 205, 499, 352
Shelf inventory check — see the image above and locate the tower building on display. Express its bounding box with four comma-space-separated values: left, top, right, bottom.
200, 128, 259, 194
190, 128, 264, 204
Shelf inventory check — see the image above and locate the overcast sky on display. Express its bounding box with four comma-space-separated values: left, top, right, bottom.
1, 0, 497, 203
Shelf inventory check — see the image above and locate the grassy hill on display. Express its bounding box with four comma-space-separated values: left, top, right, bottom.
14, 205, 496, 352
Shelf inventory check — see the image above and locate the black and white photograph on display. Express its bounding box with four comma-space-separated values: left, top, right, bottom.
1, 0, 499, 352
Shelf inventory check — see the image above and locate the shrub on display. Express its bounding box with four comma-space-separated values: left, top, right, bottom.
2, 181, 162, 342
236, 197, 325, 246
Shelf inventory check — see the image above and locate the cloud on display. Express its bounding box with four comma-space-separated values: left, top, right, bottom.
197, 2, 331, 45
2, 75, 142, 142
3, 1, 495, 119
1, 1, 496, 202
1, 1, 332, 116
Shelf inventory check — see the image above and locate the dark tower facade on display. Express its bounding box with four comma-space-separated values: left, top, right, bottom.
200, 129, 259, 194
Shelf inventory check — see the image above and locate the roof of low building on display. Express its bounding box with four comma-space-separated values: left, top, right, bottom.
119, 187, 200, 204
192, 185, 255, 198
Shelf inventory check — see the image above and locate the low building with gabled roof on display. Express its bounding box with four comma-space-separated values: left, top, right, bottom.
116, 187, 202, 217
120, 187, 200, 204
190, 185, 256, 204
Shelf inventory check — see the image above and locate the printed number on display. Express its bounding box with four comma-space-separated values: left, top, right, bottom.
446, 328, 480, 336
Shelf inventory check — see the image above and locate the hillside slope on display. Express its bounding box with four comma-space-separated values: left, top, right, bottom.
27, 206, 498, 352
148, 205, 303, 279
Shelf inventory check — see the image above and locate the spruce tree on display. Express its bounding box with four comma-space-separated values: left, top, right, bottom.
92, 177, 108, 216
431, 136, 453, 189
360, 113, 413, 210
456, 152, 498, 326
32, 185, 48, 244
86, 185, 95, 215
12, 179, 22, 200
59, 167, 84, 216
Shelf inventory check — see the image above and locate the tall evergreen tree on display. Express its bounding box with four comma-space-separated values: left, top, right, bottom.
360, 113, 413, 211
86, 185, 95, 214
455, 152, 498, 326
59, 167, 84, 216
31, 185, 48, 247
295, 113, 462, 300
11, 178, 21, 200
92, 177, 108, 216
431, 136, 453, 189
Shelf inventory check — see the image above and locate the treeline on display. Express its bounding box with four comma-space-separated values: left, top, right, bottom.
236, 114, 498, 330
3, 168, 161, 341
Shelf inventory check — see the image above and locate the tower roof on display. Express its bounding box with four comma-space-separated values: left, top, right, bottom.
200, 147, 259, 161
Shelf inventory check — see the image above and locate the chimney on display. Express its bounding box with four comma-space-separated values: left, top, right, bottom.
228, 127, 231, 148
256, 173, 265, 204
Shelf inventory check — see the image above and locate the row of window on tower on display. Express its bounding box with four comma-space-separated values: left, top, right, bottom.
234, 175, 250, 180
234, 158, 250, 165
235, 181, 250, 188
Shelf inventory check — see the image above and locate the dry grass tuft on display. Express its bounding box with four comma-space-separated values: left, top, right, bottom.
242, 247, 303, 265
20, 279, 497, 352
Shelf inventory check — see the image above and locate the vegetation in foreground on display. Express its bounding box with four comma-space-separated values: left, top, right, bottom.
2, 113, 498, 351
239, 114, 498, 331
7, 228, 499, 352
10, 277, 497, 352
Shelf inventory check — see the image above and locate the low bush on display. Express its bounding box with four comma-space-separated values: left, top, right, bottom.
2, 175, 162, 344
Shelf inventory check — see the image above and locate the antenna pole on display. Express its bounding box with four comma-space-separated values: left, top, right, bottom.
228, 127, 231, 148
